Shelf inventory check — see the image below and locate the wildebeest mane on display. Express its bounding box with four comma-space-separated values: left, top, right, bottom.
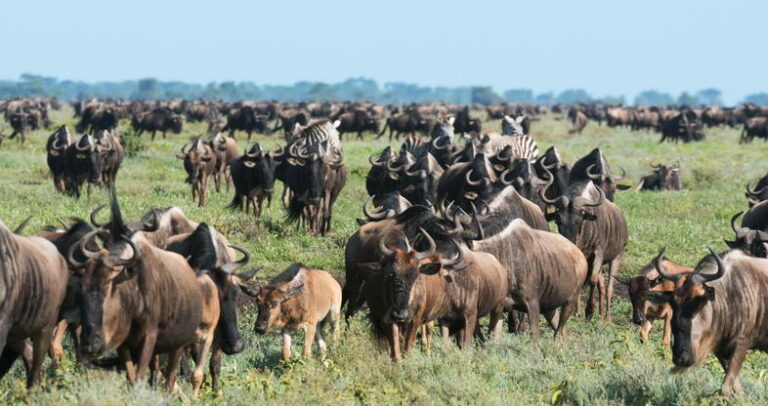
269, 262, 305, 287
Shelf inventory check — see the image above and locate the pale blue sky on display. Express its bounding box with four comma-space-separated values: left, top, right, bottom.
2, 0, 766, 103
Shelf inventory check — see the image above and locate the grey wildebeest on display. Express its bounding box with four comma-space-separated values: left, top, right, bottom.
178, 139, 219, 207
647, 248, 768, 394
635, 163, 682, 191
568, 148, 629, 202
253, 263, 342, 360
227, 143, 280, 218
542, 179, 628, 321
744, 172, 768, 207
0, 219, 69, 387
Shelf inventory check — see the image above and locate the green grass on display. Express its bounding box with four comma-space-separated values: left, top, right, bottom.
1, 109, 768, 405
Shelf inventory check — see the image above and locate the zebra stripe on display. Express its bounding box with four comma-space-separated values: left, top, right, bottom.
480, 132, 539, 161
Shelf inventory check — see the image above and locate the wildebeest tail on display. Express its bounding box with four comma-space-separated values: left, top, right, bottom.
227, 194, 243, 210
286, 198, 306, 223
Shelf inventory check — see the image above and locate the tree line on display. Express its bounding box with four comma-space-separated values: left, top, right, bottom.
1, 74, 766, 106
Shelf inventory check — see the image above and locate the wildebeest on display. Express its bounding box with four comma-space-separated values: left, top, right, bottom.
635, 163, 682, 191
133, 108, 184, 140
46, 125, 73, 193
648, 248, 768, 394
542, 180, 628, 321
378, 111, 421, 141
334, 110, 380, 140
253, 263, 341, 360
744, 172, 768, 207
0, 219, 69, 387
568, 111, 588, 134
283, 120, 347, 235
740, 117, 768, 144
228, 143, 280, 218
725, 211, 768, 258
70, 188, 212, 393
659, 110, 705, 143
76, 105, 119, 133
64, 134, 99, 199
472, 217, 589, 340
178, 139, 219, 207
614, 252, 692, 347
568, 148, 629, 202
222, 105, 271, 140
274, 110, 309, 139
92, 130, 124, 188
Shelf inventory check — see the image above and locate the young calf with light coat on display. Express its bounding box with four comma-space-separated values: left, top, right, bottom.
254, 263, 341, 360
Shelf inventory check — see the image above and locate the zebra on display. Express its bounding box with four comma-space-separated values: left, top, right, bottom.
477, 132, 539, 161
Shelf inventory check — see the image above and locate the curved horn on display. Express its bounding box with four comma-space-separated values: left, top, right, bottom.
586, 164, 603, 180
470, 201, 485, 241
13, 217, 32, 234
69, 228, 103, 267
465, 169, 483, 186
180, 143, 189, 155
575, 184, 605, 208
362, 195, 387, 220
378, 234, 395, 257
369, 154, 386, 166
614, 166, 626, 180
653, 247, 681, 282
746, 181, 767, 198
439, 238, 464, 267
539, 172, 559, 205
220, 245, 251, 274
731, 211, 747, 237
696, 248, 727, 283
142, 210, 159, 232
431, 135, 451, 151
90, 205, 107, 227
413, 228, 436, 261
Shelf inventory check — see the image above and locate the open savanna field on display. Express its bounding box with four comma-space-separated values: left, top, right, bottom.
2, 107, 768, 405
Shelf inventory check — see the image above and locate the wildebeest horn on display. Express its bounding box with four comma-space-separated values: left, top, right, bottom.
362, 195, 387, 220
613, 166, 626, 180
746, 181, 767, 198
297, 146, 311, 159
404, 164, 425, 178
413, 228, 436, 261
612, 276, 631, 286
51, 138, 64, 150
270, 145, 285, 159
465, 169, 483, 186
180, 143, 189, 154
69, 228, 103, 267
142, 210, 159, 232
469, 202, 485, 240
431, 135, 451, 151
651, 162, 662, 169
693, 248, 726, 284
369, 154, 385, 166
90, 205, 107, 227
378, 234, 395, 257
731, 212, 747, 238
220, 245, 251, 274
439, 238, 463, 267
586, 164, 603, 180
574, 184, 605, 208
387, 156, 405, 172
653, 247, 681, 282
13, 217, 32, 234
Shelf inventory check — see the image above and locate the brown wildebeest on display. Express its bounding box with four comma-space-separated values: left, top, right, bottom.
211, 132, 239, 192
178, 139, 219, 207
46, 125, 73, 193
0, 219, 69, 387
635, 163, 682, 191
253, 263, 341, 360
363, 230, 507, 360
647, 248, 768, 395
614, 251, 692, 347
70, 188, 211, 393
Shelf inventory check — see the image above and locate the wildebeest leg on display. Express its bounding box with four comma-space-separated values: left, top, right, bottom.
440, 323, 450, 344
302, 323, 316, 358
605, 255, 622, 322
357, 131, 363, 141
0, 347, 21, 380
585, 253, 604, 319
314, 323, 327, 359
402, 321, 420, 354
661, 314, 672, 348
388, 323, 401, 361
543, 309, 559, 332
149, 354, 162, 387
27, 325, 55, 387
162, 131, 167, 140
151, 131, 156, 141
720, 341, 749, 394
328, 300, 341, 346
422, 322, 433, 354
554, 300, 577, 341
209, 347, 222, 393
165, 347, 184, 394
134, 329, 158, 384
488, 304, 504, 344
281, 329, 292, 360
461, 311, 478, 348
525, 300, 541, 342
50, 319, 69, 369
192, 337, 214, 396
640, 320, 652, 343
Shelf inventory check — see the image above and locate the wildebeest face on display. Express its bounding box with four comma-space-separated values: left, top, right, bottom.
78, 240, 138, 357
646, 249, 724, 369
212, 269, 256, 354
548, 182, 604, 244
253, 285, 303, 334
619, 276, 656, 325
243, 151, 277, 196
171, 116, 183, 133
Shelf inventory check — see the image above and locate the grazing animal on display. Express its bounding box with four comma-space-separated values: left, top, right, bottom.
228, 143, 280, 218
46, 125, 73, 193
132, 107, 183, 140
178, 139, 219, 207
253, 263, 341, 360
64, 134, 99, 199
636, 163, 682, 191
648, 248, 768, 395
0, 219, 69, 387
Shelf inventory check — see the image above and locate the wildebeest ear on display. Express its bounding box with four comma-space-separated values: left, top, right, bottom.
723, 239, 739, 249
239, 284, 260, 297
419, 262, 441, 275
617, 184, 632, 190
704, 285, 715, 301
644, 291, 673, 305
282, 283, 305, 300
581, 211, 597, 221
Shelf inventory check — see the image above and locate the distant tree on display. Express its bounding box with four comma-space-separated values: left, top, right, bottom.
555, 89, 592, 105
307, 83, 337, 102
677, 92, 699, 106
634, 90, 674, 106
695, 88, 722, 105
133, 78, 160, 100
471, 86, 503, 105
535, 92, 554, 106
744, 93, 768, 106
503, 89, 534, 104
596, 95, 625, 105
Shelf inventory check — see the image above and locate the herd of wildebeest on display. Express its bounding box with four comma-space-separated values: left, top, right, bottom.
2, 97, 768, 397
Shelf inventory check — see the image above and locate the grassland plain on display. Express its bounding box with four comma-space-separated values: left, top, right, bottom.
1, 108, 767, 405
